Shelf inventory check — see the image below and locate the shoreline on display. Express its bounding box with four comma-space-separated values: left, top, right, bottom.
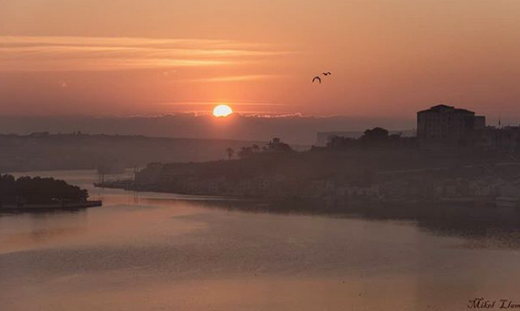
0, 200, 102, 213
95, 182, 520, 226
95, 181, 513, 209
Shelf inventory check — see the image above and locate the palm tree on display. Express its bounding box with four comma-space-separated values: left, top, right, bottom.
226, 147, 234, 160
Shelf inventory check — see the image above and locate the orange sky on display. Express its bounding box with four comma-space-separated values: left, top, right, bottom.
1, 0, 520, 120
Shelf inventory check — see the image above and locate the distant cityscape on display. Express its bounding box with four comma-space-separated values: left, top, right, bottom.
319, 104, 520, 151
418, 104, 520, 150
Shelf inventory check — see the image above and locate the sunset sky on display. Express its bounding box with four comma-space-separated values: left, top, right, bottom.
1, 0, 520, 120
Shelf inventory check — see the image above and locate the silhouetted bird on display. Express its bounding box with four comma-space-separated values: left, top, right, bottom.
312, 76, 322, 84
323, 72, 332, 76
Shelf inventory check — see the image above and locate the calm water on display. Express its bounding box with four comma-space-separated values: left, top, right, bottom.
2, 170, 520, 311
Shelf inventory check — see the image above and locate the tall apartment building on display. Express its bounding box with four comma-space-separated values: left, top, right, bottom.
417, 104, 486, 144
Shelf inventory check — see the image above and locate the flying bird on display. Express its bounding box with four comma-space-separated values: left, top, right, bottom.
312, 76, 322, 84
323, 72, 332, 76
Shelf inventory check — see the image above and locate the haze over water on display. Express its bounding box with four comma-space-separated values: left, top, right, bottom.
1, 170, 520, 311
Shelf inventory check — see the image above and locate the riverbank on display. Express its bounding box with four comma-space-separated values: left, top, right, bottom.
0, 200, 102, 213
94, 179, 520, 230
94, 146, 520, 213
95, 179, 514, 209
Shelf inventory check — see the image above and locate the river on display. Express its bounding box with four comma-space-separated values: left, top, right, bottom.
1, 170, 520, 311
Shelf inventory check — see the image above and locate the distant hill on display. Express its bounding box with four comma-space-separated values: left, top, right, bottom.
0, 114, 415, 145
0, 133, 264, 173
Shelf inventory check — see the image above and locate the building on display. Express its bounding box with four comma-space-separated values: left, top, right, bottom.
417, 104, 486, 144
469, 126, 520, 151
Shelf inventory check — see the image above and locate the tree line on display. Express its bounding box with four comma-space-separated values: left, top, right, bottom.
0, 175, 89, 206
226, 138, 294, 160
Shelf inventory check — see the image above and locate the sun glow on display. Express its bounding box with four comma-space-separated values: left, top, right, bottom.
213, 104, 233, 117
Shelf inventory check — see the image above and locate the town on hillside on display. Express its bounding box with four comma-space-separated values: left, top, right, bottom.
99, 105, 520, 208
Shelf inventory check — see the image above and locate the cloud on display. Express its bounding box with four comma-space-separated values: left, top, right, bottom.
0, 36, 286, 72
179, 74, 284, 83
155, 101, 288, 107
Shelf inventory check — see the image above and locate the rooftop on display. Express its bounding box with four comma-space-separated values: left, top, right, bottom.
418, 104, 475, 115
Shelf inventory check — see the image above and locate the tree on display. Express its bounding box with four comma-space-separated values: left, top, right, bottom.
0, 174, 89, 206
361, 127, 389, 142
237, 147, 254, 159
266, 138, 293, 153
225, 147, 234, 160
326, 136, 355, 150
0, 174, 16, 206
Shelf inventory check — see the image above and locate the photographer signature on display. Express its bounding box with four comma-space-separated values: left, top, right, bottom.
468, 298, 520, 309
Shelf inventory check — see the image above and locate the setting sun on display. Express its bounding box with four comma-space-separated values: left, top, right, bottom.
213, 104, 233, 117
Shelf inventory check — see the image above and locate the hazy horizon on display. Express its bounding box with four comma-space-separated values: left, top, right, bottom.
0, 114, 419, 145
